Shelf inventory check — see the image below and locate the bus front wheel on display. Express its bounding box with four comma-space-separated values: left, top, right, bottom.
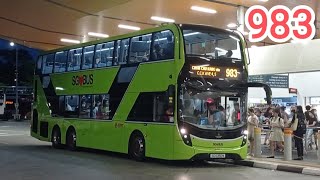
129, 133, 145, 161
66, 129, 77, 151
51, 127, 62, 149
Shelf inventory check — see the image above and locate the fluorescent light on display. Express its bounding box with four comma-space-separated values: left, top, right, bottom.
151, 16, 175, 23
227, 23, 237, 28
184, 32, 200, 36
191, 6, 217, 14
10, 42, 15, 46
118, 24, 140, 31
88, 32, 109, 38
258, 0, 269, 2
225, 29, 233, 32
251, 45, 258, 48
61, 38, 80, 44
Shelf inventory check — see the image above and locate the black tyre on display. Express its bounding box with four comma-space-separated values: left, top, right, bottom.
51, 128, 62, 149
129, 133, 145, 161
66, 129, 77, 151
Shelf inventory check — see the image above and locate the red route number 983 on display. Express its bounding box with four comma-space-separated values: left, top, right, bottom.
245, 5, 316, 43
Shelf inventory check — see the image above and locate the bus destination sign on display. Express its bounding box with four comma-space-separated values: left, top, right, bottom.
190, 65, 241, 79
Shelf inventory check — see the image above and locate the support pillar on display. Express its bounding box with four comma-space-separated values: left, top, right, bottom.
254, 127, 261, 157
237, 6, 245, 33
284, 128, 293, 161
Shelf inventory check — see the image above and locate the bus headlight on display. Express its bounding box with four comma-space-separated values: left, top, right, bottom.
241, 130, 248, 147
180, 127, 192, 146
242, 130, 248, 135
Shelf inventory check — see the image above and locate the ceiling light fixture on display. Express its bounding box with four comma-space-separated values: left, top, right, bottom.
258, 0, 269, 2
118, 24, 141, 31
88, 32, 109, 38
191, 6, 217, 14
151, 16, 175, 23
60, 38, 80, 44
251, 45, 258, 48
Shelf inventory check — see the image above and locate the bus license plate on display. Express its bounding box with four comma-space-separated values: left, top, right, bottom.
210, 154, 225, 159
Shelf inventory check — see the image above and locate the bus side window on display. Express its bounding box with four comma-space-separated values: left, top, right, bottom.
64, 95, 79, 118
54, 51, 67, 73
115, 39, 129, 65
42, 54, 55, 74
129, 34, 151, 63
82, 45, 94, 70
155, 93, 173, 123
95, 42, 114, 68
151, 30, 174, 61
67, 48, 82, 71
92, 94, 110, 120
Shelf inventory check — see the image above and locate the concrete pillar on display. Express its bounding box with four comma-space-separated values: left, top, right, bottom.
237, 6, 245, 33
284, 128, 293, 161
254, 127, 261, 157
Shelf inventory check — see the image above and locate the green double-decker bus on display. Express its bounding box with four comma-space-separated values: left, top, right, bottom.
31, 23, 271, 161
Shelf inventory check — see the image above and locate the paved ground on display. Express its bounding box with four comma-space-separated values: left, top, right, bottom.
0, 121, 319, 180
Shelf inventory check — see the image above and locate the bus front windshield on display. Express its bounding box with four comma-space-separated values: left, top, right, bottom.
183, 28, 242, 61
179, 84, 247, 130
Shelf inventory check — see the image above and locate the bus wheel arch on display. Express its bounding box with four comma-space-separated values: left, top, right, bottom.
66, 126, 77, 151
128, 130, 146, 161
51, 125, 62, 149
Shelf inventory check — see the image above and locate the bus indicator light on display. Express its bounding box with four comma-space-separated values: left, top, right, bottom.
245, 5, 315, 43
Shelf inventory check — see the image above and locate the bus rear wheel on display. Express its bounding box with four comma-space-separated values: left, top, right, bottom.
66, 130, 77, 151
129, 134, 145, 161
51, 128, 62, 149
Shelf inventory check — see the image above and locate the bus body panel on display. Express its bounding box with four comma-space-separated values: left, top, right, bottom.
50, 67, 119, 95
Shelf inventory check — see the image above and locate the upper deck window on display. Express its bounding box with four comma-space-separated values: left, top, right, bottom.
114, 38, 130, 65
183, 28, 242, 61
54, 51, 68, 73
151, 30, 174, 61
67, 48, 82, 71
95, 42, 114, 68
82, 45, 95, 70
42, 54, 55, 74
129, 34, 152, 63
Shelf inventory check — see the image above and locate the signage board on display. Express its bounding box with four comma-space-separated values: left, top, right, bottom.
248, 74, 288, 88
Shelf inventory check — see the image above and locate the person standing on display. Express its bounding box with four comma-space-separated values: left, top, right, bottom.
267, 108, 284, 158
247, 108, 259, 156
290, 106, 306, 160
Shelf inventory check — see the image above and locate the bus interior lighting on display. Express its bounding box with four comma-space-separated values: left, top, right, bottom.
191, 6, 217, 14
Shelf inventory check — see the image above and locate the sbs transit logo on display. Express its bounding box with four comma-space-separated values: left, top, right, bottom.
72, 74, 93, 86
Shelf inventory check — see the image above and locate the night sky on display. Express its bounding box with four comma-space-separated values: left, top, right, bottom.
0, 38, 40, 61
0, 38, 41, 86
